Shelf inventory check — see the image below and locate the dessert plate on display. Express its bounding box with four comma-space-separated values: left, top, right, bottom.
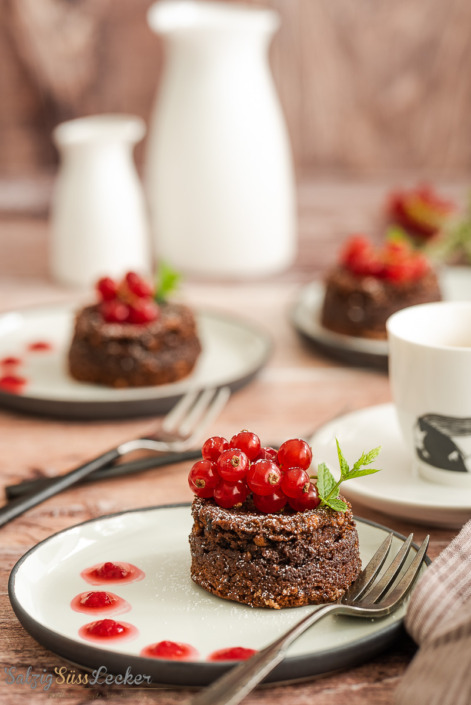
0, 304, 271, 419
311, 403, 471, 529
9, 503, 426, 688
291, 265, 471, 369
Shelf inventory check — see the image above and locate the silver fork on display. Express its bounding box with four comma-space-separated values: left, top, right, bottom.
187, 532, 429, 705
0, 386, 230, 528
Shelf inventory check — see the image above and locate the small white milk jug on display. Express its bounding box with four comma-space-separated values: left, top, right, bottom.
50, 114, 151, 288
145, 0, 296, 278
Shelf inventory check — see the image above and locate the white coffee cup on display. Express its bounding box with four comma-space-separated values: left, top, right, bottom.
387, 301, 471, 487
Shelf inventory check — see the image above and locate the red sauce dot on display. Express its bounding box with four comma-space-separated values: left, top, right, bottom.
0, 375, 27, 394
79, 619, 137, 643
27, 341, 53, 352
70, 590, 130, 615
81, 561, 145, 585
140, 640, 199, 661
0, 356, 22, 367
208, 647, 257, 662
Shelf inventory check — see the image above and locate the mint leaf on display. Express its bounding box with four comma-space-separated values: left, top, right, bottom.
323, 497, 348, 512
155, 261, 181, 303
315, 440, 382, 513
347, 467, 381, 480
351, 446, 381, 473
317, 463, 337, 502
335, 438, 350, 480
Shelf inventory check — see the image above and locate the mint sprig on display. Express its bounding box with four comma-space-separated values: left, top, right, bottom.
154, 261, 181, 303
316, 439, 381, 512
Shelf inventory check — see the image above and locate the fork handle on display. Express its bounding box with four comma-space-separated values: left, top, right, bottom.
187, 603, 340, 705
0, 448, 121, 528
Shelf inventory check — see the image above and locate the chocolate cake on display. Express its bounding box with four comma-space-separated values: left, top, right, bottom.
68, 301, 201, 388
189, 496, 361, 609
321, 235, 441, 339
321, 267, 441, 340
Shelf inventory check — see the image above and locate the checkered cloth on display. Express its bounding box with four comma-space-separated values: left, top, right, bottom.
395, 520, 471, 705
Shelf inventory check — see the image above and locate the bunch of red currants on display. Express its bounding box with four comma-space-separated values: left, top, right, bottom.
96, 271, 159, 324
188, 430, 320, 514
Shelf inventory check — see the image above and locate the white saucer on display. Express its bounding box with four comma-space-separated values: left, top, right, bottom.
310, 403, 471, 529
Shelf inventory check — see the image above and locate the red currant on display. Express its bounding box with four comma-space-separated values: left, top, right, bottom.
252, 488, 287, 513
96, 276, 118, 301
256, 447, 278, 463
100, 300, 130, 323
213, 480, 249, 509
280, 467, 310, 498
125, 271, 154, 298
277, 439, 312, 471
288, 483, 320, 512
217, 449, 249, 482
128, 299, 160, 324
246, 460, 281, 496
202, 436, 230, 462
188, 460, 219, 498
229, 430, 261, 460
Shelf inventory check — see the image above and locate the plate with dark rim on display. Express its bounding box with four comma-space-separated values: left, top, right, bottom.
8, 502, 428, 687
290, 265, 471, 370
0, 304, 271, 419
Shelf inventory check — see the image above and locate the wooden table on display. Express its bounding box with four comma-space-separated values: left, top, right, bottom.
0, 178, 466, 704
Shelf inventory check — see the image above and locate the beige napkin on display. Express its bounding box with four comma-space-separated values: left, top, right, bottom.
395, 520, 471, 705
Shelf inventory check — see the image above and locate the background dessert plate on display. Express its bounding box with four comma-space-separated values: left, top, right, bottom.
311, 403, 471, 529
290, 265, 471, 369
9, 503, 426, 687
0, 304, 271, 419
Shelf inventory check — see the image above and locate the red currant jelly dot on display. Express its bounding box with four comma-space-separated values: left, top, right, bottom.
27, 341, 53, 352
70, 591, 130, 615
140, 640, 199, 661
217, 449, 249, 482
0, 374, 27, 394
0, 356, 21, 368
208, 647, 257, 662
79, 619, 137, 643
188, 459, 219, 498
202, 436, 230, 462
229, 431, 261, 461
81, 561, 145, 585
277, 439, 313, 471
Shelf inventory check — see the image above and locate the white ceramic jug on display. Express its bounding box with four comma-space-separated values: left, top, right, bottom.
145, 0, 296, 278
50, 114, 152, 288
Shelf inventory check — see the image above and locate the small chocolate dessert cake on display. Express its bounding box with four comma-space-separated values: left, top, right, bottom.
68, 302, 201, 388
321, 235, 441, 339
189, 496, 361, 609
321, 267, 441, 340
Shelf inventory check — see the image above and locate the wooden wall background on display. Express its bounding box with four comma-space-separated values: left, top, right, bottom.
1, 0, 471, 178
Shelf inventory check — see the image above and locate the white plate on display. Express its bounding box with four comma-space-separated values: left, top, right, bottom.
0, 305, 271, 419
311, 403, 471, 529
8, 503, 425, 687
291, 265, 471, 368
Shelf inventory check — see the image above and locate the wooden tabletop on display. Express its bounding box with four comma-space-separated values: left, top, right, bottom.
0, 178, 467, 704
